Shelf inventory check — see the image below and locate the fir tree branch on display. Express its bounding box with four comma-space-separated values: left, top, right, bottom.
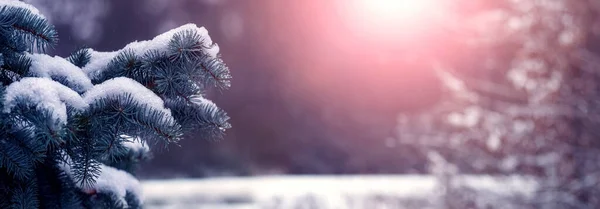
168, 29, 206, 62
94, 49, 142, 84
0, 140, 34, 181
70, 147, 101, 189
166, 96, 230, 140
4, 129, 46, 164
85, 93, 182, 147
0, 6, 58, 52
199, 57, 231, 90
10, 180, 39, 209
7, 102, 68, 150
66, 47, 91, 68
0, 53, 31, 84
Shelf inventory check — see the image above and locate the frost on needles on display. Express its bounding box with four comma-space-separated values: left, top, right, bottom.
0, 0, 232, 208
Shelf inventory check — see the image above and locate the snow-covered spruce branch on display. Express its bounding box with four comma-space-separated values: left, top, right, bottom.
0, 0, 232, 208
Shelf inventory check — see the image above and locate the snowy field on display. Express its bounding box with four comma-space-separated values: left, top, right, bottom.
142, 175, 538, 209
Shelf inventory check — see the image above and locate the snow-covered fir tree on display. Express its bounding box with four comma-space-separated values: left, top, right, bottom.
0, 0, 232, 208
396, 0, 600, 208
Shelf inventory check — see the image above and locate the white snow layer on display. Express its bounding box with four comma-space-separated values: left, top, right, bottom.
81, 50, 118, 81
83, 24, 220, 80
3, 77, 88, 124
94, 164, 143, 206
0, 0, 44, 17
3, 77, 174, 128
190, 95, 216, 107
27, 53, 94, 93
58, 157, 142, 207
121, 135, 150, 153
142, 175, 539, 209
83, 77, 173, 119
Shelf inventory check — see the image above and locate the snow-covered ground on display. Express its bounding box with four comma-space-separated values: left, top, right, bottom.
142, 175, 538, 209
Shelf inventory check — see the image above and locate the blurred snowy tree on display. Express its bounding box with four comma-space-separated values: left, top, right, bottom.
0, 0, 231, 208
396, 0, 600, 208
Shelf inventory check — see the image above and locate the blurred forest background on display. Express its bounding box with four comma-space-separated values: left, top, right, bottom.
21, 1, 600, 206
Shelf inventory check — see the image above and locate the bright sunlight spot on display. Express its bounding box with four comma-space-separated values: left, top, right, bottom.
359, 0, 434, 23
340, 0, 452, 40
